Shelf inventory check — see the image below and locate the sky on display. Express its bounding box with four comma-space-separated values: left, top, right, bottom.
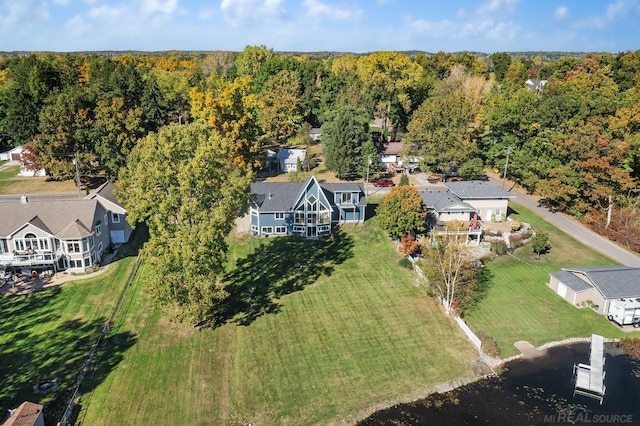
1, 0, 639, 53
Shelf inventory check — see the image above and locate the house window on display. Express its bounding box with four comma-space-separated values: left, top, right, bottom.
84, 256, 91, 268
251, 225, 258, 233
83, 239, 89, 252
261, 226, 273, 234
98, 242, 103, 255
95, 223, 102, 236
67, 242, 81, 253
0, 239, 7, 253
295, 212, 305, 224
104, 213, 109, 225
275, 226, 286, 234
69, 259, 81, 269
275, 212, 284, 220
293, 226, 305, 233
341, 192, 351, 204
307, 213, 317, 224
319, 211, 330, 224
111, 213, 120, 223
319, 225, 330, 233
306, 195, 317, 211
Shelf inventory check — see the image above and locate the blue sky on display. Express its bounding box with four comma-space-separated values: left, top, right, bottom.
1, 0, 639, 53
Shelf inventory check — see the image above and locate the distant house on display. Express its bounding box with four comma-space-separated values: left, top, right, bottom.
378, 142, 404, 171
309, 127, 322, 142
2, 401, 45, 426
276, 148, 306, 173
549, 266, 640, 315
0, 145, 22, 162
249, 175, 366, 238
420, 189, 477, 224
444, 180, 515, 222
0, 182, 132, 273
0, 145, 47, 177
525, 78, 547, 92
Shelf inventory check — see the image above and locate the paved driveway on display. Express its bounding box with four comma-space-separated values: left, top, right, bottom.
490, 174, 640, 267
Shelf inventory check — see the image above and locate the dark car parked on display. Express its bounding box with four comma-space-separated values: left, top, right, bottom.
373, 178, 395, 187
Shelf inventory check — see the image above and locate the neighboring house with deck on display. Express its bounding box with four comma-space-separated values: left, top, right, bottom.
444, 180, 515, 223
548, 266, 640, 315
0, 182, 132, 273
249, 176, 366, 238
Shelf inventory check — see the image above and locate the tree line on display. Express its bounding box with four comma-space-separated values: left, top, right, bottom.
1, 47, 639, 325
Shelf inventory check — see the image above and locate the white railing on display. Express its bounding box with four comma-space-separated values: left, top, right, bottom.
0, 248, 64, 267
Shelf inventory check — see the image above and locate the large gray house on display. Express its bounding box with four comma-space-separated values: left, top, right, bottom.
249, 176, 366, 238
0, 182, 132, 273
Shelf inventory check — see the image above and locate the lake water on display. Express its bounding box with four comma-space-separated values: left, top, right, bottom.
359, 343, 640, 425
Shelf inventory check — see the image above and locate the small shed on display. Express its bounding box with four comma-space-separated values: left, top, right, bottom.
276, 149, 306, 173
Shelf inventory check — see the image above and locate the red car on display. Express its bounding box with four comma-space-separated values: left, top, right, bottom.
373, 178, 395, 187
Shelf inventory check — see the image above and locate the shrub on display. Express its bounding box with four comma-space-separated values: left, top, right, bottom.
509, 233, 522, 247
398, 257, 413, 270
522, 229, 533, 239
476, 330, 501, 358
510, 220, 523, 232
490, 239, 508, 254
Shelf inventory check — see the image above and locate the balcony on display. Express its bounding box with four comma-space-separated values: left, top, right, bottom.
0, 248, 64, 268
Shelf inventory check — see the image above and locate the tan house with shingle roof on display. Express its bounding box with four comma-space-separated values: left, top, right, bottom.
0, 182, 132, 273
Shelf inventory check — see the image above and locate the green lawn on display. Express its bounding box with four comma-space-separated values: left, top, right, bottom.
0, 256, 137, 424
78, 221, 477, 425
464, 202, 640, 358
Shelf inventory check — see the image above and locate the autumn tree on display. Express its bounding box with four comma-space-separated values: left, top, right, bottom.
256, 69, 303, 146
419, 226, 478, 315
405, 65, 490, 173
116, 122, 253, 326
375, 185, 426, 238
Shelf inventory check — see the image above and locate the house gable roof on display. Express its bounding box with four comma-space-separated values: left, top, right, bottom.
551, 270, 594, 293
0, 199, 100, 239
563, 266, 640, 299
445, 180, 515, 200
250, 177, 365, 212
86, 181, 126, 215
3, 401, 43, 426
380, 142, 403, 156
419, 190, 475, 213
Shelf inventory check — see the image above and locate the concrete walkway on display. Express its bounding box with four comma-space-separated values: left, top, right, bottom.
490, 173, 640, 267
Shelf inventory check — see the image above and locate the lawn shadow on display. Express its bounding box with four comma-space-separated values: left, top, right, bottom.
219, 228, 354, 326
0, 306, 136, 425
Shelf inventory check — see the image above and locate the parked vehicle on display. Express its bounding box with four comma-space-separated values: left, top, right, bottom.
373, 178, 395, 187
607, 298, 640, 327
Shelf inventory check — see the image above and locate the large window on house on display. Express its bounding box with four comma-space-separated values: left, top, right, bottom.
307, 213, 317, 224
295, 212, 305, 224
261, 226, 273, 234
0, 239, 7, 253
95, 222, 102, 236
67, 241, 81, 253
111, 213, 120, 223
21, 233, 49, 251
319, 211, 330, 224
293, 225, 305, 233
275, 226, 286, 234
275, 212, 284, 220
340, 192, 351, 204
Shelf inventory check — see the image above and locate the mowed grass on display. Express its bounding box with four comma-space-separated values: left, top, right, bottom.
464, 202, 640, 358
78, 221, 477, 425
0, 165, 77, 194
0, 256, 137, 424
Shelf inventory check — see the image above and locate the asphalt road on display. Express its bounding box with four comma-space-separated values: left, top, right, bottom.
488, 175, 640, 268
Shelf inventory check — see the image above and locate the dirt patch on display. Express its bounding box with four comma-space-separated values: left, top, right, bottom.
469, 358, 494, 377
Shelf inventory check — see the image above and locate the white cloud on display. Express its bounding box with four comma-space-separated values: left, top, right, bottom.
554, 6, 568, 19
303, 0, 362, 20
476, 0, 519, 16
572, 0, 640, 29
65, 15, 91, 37
139, 0, 178, 16
220, 0, 286, 25
88, 5, 125, 20
0, 0, 49, 25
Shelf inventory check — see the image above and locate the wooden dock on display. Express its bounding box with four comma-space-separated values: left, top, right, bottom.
573, 334, 606, 404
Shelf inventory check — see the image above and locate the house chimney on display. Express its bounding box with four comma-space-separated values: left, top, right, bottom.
268, 193, 272, 200
20, 194, 28, 203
